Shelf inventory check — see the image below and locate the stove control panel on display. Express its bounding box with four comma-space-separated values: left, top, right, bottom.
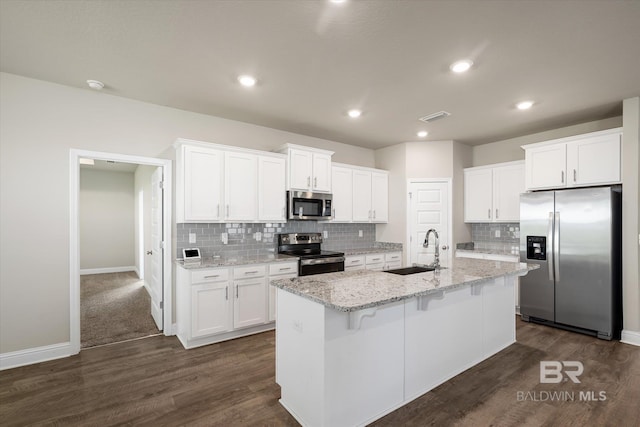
278, 233, 323, 245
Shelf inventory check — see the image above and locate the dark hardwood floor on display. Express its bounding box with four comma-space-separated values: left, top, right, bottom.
1, 319, 639, 426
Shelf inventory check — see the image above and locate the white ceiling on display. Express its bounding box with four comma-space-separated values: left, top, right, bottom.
1, 0, 639, 149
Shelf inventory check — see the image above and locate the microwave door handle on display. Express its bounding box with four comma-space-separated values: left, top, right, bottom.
298, 207, 303, 219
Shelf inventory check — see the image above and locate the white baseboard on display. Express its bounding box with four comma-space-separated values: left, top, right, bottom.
0, 342, 73, 371
621, 330, 640, 347
80, 266, 136, 275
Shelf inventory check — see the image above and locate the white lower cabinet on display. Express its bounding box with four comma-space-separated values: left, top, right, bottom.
177, 261, 297, 349
345, 255, 365, 271
268, 262, 298, 321
364, 251, 402, 271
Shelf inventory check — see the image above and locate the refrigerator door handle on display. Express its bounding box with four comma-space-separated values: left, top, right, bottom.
547, 212, 554, 281
554, 211, 560, 282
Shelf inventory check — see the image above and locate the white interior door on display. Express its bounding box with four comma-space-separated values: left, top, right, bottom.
150, 167, 163, 330
409, 181, 450, 267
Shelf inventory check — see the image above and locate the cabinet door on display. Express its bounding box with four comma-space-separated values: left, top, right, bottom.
184, 146, 224, 221
289, 148, 313, 190
312, 153, 332, 192
566, 133, 621, 187
371, 172, 389, 223
352, 170, 372, 222
191, 282, 231, 338
258, 156, 286, 221
234, 278, 267, 329
464, 168, 493, 222
493, 163, 525, 222
224, 151, 258, 221
525, 144, 566, 190
331, 166, 353, 221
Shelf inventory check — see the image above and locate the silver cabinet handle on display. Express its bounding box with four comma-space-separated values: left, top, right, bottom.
561, 171, 564, 183
236, 284, 239, 299
217, 204, 220, 217
307, 176, 311, 187
244, 270, 259, 275
368, 210, 372, 219
488, 209, 491, 219
373, 210, 376, 219
314, 177, 317, 187
225, 286, 228, 300
496, 209, 499, 219
279, 267, 290, 271
146, 250, 153, 255
332, 208, 335, 217
226, 205, 230, 217
204, 275, 219, 279
573, 169, 577, 182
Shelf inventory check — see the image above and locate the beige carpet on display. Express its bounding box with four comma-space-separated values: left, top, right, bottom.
81, 271, 160, 348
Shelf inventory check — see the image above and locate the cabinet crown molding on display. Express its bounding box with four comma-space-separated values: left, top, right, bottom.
520, 127, 622, 151
173, 138, 286, 159
332, 162, 388, 174
275, 143, 334, 156
464, 160, 524, 172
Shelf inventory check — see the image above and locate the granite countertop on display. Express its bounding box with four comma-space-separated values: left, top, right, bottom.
456, 248, 520, 257
176, 253, 298, 269
271, 257, 539, 312
343, 247, 402, 256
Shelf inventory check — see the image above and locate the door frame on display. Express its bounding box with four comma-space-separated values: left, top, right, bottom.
406, 178, 453, 266
69, 149, 173, 354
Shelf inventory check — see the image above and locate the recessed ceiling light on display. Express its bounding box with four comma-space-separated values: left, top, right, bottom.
86, 80, 104, 90
238, 75, 257, 87
417, 131, 428, 138
329, 0, 347, 3
449, 60, 473, 73
516, 100, 534, 110
348, 109, 362, 118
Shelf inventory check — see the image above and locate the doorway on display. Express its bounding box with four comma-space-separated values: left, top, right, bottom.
407, 179, 452, 267
70, 150, 172, 354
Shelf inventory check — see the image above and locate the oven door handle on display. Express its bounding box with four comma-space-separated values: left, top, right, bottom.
300, 257, 345, 266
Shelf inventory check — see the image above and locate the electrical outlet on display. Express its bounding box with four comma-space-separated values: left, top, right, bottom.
189, 233, 196, 244
359, 230, 363, 237
323, 230, 328, 238
495, 230, 501, 238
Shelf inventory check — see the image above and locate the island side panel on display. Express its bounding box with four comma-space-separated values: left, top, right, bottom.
482, 276, 516, 356
276, 289, 326, 427
404, 284, 484, 400
324, 301, 405, 427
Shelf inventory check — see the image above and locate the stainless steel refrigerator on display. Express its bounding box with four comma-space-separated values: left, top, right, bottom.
519, 186, 622, 340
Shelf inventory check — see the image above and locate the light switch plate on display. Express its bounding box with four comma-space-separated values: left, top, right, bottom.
495, 230, 501, 238
359, 230, 363, 237
189, 233, 196, 244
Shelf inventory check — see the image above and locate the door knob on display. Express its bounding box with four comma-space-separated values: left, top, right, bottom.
441, 245, 449, 251
146, 250, 153, 255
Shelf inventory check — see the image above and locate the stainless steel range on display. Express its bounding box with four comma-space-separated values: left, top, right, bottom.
277, 233, 345, 276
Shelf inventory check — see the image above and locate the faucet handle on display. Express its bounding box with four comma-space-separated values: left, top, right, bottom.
441, 245, 449, 251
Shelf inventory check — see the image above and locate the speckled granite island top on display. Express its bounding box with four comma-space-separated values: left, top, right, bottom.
271, 257, 538, 312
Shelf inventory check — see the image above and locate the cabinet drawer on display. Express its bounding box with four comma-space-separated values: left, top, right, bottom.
269, 262, 298, 276
345, 255, 365, 267
365, 254, 385, 264
234, 264, 267, 278
191, 268, 230, 284
385, 261, 402, 270
385, 252, 402, 262
366, 262, 385, 271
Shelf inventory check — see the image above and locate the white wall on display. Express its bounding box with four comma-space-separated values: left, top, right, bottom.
80, 169, 135, 271
0, 72, 375, 354
622, 97, 640, 336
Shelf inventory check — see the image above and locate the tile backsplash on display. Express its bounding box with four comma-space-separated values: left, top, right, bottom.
177, 222, 376, 258
470, 223, 520, 252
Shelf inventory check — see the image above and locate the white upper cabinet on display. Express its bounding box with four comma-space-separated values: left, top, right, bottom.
464, 161, 525, 223
345, 165, 389, 223
224, 151, 258, 221
258, 156, 286, 221
331, 166, 353, 222
179, 144, 224, 222
276, 144, 333, 193
371, 171, 389, 223
523, 128, 622, 191
175, 139, 286, 223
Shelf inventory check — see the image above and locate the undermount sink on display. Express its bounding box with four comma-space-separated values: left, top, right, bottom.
384, 266, 436, 275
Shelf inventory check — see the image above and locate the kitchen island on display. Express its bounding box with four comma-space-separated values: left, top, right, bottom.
271, 258, 537, 427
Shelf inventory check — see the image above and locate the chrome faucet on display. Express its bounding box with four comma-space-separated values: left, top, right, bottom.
423, 228, 440, 268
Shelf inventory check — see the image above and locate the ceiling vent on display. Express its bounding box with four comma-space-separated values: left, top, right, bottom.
419, 111, 451, 123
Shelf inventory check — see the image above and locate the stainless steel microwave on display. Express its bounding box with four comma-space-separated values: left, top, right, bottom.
287, 191, 333, 220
